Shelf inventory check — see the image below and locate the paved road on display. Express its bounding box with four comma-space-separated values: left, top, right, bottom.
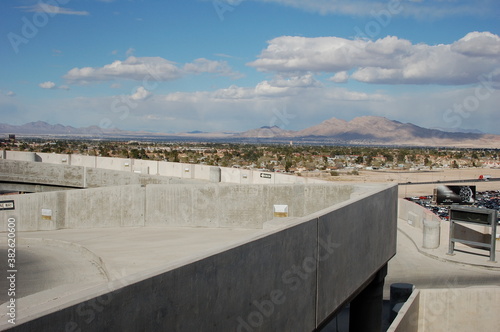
385, 229, 500, 298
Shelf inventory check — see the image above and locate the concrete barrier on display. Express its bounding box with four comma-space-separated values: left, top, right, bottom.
387, 289, 420, 332
0, 183, 397, 331
0, 185, 146, 231
0, 159, 205, 189
398, 199, 441, 230
1, 151, 329, 185
389, 287, 500, 332
423, 220, 440, 249
0, 181, 358, 231
144, 183, 354, 229
399, 198, 442, 248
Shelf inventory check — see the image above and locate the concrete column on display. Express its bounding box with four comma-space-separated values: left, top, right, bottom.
423, 219, 440, 249
349, 264, 387, 332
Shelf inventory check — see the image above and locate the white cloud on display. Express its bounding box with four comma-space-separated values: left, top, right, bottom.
451, 31, 500, 58
64, 56, 242, 83
249, 32, 500, 85
6, 91, 16, 97
130, 86, 152, 101
19, 4, 89, 15
39, 81, 56, 89
38, 81, 70, 90
183, 58, 242, 78
169, 77, 387, 102
64, 56, 182, 83
329, 71, 349, 83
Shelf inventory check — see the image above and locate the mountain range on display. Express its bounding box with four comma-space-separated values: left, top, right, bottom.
1, 117, 499, 148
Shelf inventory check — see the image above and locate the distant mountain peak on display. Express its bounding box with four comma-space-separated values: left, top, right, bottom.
1, 116, 498, 147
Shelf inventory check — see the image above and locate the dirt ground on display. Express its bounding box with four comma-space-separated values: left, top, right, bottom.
322, 167, 500, 198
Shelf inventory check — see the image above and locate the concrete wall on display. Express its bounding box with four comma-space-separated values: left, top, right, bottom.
398, 198, 441, 230
389, 287, 500, 332
316, 185, 398, 323
145, 184, 354, 229
0, 159, 204, 189
0, 185, 146, 231
2, 184, 397, 332
418, 287, 500, 332
387, 290, 420, 332
1, 151, 324, 184
220, 167, 324, 184
0, 183, 355, 231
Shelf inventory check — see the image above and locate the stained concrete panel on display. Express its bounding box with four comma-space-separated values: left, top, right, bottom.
0, 159, 84, 188
65, 185, 145, 229
316, 185, 398, 325
6, 219, 319, 332
0, 191, 66, 231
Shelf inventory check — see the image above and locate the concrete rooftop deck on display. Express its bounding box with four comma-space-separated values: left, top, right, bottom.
0, 216, 311, 327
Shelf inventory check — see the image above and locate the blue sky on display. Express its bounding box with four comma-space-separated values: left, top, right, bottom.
1, 0, 499, 134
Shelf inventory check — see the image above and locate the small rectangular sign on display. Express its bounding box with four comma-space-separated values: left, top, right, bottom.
273, 204, 289, 218
260, 173, 272, 179
41, 209, 52, 220
0, 200, 15, 210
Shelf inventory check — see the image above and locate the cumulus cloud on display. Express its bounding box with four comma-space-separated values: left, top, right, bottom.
451, 31, 500, 57
64, 56, 241, 83
18, 4, 89, 15
329, 71, 349, 83
6, 91, 16, 97
64, 56, 182, 83
249, 32, 500, 85
39, 81, 56, 89
130, 86, 152, 101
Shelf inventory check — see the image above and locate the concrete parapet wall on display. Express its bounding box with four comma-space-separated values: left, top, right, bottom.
65, 185, 145, 229
0, 159, 203, 189
145, 184, 354, 229
2, 184, 397, 332
1, 182, 356, 231
418, 287, 500, 332
316, 185, 398, 323
220, 167, 325, 184
1, 151, 327, 184
387, 290, 420, 332
389, 287, 500, 332
398, 198, 441, 229
0, 159, 85, 188
0, 185, 146, 231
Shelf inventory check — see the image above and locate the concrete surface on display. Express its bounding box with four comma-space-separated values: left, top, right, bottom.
0, 183, 397, 331
386, 200, 500, 331
388, 287, 500, 332
1, 151, 326, 184
0, 182, 358, 231
3, 151, 498, 331
0, 159, 206, 190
